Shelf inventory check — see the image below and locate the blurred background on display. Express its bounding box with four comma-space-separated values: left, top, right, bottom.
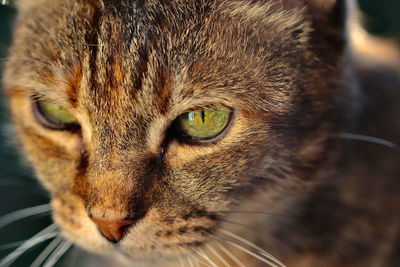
0, 0, 399, 266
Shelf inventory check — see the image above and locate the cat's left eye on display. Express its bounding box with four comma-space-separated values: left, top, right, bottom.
176, 106, 232, 141
34, 101, 79, 130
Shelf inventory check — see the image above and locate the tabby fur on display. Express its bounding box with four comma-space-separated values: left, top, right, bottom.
2, 0, 400, 266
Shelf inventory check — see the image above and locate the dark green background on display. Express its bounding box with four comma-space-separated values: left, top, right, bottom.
0, 0, 399, 266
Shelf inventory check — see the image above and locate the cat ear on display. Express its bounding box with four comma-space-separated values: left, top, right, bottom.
281, 0, 347, 43
307, 0, 339, 11
277, 0, 346, 29
276, 0, 347, 57
304, 0, 347, 30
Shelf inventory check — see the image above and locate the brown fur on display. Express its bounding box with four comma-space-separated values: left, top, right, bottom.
2, 0, 400, 266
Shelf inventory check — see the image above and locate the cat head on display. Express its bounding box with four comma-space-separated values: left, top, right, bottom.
3, 0, 349, 262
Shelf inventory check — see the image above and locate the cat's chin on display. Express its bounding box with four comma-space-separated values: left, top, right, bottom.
106, 249, 195, 267
111, 245, 202, 266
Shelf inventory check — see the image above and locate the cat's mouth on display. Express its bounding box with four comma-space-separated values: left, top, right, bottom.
52, 194, 219, 259
113, 227, 221, 266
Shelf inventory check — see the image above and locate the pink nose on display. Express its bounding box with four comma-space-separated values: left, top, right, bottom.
91, 217, 135, 243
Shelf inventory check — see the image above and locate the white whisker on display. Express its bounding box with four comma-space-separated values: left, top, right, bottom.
219, 229, 285, 267
42, 239, 73, 267
338, 133, 397, 149
31, 234, 64, 267
219, 218, 265, 233
63, 246, 84, 266
63, 0, 102, 48
179, 254, 185, 267
0, 57, 54, 69
0, 241, 25, 251
215, 242, 246, 267
206, 243, 231, 267
188, 254, 195, 267
29, 12, 63, 53
0, 223, 59, 267
0, 203, 52, 229
195, 248, 218, 267
189, 252, 206, 267
66, 0, 81, 50
222, 239, 277, 267
208, 231, 283, 267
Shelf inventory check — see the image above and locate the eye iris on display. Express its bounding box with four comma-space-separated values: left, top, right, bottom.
177, 107, 231, 140
38, 102, 77, 125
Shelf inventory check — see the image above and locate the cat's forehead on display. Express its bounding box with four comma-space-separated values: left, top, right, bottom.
6, 0, 315, 127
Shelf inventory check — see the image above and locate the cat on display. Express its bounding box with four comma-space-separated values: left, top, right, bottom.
1, 0, 400, 266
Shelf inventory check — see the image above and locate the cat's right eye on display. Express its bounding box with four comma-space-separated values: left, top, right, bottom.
33, 101, 79, 130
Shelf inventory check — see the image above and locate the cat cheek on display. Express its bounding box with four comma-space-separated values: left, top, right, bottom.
51, 194, 113, 253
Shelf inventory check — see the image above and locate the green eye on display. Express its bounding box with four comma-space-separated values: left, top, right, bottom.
176, 106, 232, 140
36, 101, 78, 129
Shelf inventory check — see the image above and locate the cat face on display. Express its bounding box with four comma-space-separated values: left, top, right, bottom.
3, 0, 346, 263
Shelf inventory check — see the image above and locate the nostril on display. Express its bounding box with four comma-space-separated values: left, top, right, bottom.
91, 217, 135, 243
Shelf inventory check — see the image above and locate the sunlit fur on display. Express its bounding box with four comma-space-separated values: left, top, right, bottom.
2, 0, 400, 266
